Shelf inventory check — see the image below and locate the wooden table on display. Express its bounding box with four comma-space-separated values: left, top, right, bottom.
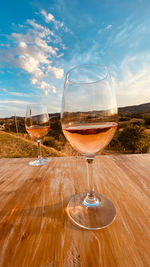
0, 154, 150, 267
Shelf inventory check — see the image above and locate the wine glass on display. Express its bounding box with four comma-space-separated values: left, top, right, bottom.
61, 64, 118, 230
25, 104, 50, 166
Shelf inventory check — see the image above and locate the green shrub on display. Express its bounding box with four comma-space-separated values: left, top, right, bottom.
118, 125, 150, 153
144, 116, 150, 126
109, 131, 122, 151
43, 137, 61, 151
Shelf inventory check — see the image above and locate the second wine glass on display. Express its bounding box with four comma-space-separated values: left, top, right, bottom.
25, 104, 50, 166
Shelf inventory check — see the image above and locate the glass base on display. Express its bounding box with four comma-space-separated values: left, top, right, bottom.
66, 192, 116, 230
29, 158, 50, 166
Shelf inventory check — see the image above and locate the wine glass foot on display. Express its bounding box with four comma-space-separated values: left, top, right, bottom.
66, 192, 116, 230
29, 158, 51, 166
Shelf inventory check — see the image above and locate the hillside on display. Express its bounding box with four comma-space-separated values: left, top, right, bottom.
1, 102, 150, 158
48, 102, 150, 116
118, 102, 150, 114
0, 131, 64, 158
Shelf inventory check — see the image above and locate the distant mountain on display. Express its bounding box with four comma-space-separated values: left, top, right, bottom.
49, 112, 60, 118
1, 103, 150, 120
118, 102, 150, 114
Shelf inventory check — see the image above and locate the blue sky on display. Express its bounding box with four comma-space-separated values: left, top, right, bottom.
0, 0, 150, 117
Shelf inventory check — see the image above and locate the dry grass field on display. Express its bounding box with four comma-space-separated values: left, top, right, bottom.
0, 131, 116, 158
0, 131, 64, 158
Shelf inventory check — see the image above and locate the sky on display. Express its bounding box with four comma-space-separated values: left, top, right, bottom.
0, 0, 150, 117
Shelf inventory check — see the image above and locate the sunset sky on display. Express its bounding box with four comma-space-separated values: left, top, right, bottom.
0, 0, 150, 117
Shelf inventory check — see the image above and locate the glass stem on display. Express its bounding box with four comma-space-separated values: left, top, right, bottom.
83, 157, 100, 207
86, 158, 94, 197
37, 139, 42, 160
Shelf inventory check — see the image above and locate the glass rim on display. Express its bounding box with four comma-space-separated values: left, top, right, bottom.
65, 64, 109, 85
25, 104, 48, 118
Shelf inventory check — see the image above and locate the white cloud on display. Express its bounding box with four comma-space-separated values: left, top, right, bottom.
0, 100, 30, 105
48, 66, 64, 79
26, 19, 55, 37
19, 42, 27, 48
98, 24, 112, 35
0, 90, 64, 117
27, 19, 45, 30
35, 81, 56, 95
0, 90, 30, 103
41, 9, 64, 29
31, 78, 38, 85
105, 24, 112, 30
9, 92, 30, 97
40, 9, 71, 33
0, 100, 32, 118
34, 37, 57, 54
106, 16, 148, 48
0, 88, 7, 92
111, 54, 150, 107
2, 11, 68, 95
41, 10, 55, 23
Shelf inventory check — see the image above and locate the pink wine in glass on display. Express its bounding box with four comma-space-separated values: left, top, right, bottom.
63, 122, 117, 156
26, 125, 50, 140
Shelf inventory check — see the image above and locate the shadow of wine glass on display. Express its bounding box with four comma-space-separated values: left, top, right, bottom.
0, 197, 82, 233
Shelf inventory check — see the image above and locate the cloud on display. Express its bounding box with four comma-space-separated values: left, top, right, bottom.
9, 92, 30, 97
31, 79, 56, 95
40, 9, 72, 33
41, 10, 55, 23
106, 16, 149, 48
105, 24, 112, 30
19, 42, 27, 48
0, 89, 51, 98
0, 100, 29, 104
0, 88, 7, 92
0, 10, 69, 95
98, 24, 112, 35
0, 91, 64, 117
111, 53, 150, 107
41, 9, 64, 28
0, 100, 32, 117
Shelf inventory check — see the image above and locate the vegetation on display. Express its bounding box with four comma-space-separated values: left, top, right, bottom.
0, 131, 63, 158
144, 115, 150, 126
118, 125, 150, 153
43, 136, 61, 151
1, 102, 150, 157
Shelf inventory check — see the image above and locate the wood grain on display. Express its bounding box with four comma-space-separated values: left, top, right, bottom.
0, 155, 150, 267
